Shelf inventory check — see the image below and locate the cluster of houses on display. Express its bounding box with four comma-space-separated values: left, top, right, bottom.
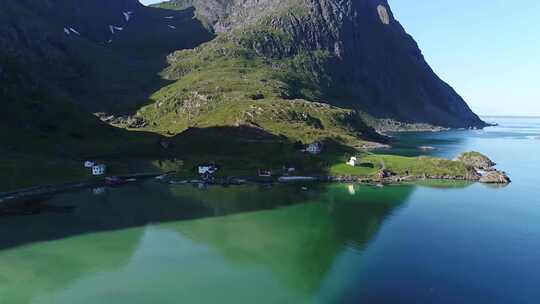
193, 141, 322, 181
197, 164, 297, 179
84, 161, 106, 176
82, 141, 323, 182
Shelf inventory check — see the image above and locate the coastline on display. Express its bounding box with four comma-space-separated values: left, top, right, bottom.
0, 170, 503, 206
0, 150, 512, 205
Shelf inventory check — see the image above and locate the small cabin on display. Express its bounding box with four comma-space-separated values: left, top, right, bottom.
92, 164, 106, 176
84, 161, 95, 168
347, 156, 358, 167
258, 169, 272, 177
305, 142, 322, 155
198, 165, 218, 175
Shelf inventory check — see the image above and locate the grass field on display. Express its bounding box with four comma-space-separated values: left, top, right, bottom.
329, 153, 472, 178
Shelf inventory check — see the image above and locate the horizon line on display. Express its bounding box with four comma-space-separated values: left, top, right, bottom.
481, 115, 540, 118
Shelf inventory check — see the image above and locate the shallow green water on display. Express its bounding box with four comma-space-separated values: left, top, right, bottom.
1, 117, 539, 304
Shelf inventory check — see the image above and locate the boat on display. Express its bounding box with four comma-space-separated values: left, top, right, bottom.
278, 176, 317, 183
105, 176, 127, 187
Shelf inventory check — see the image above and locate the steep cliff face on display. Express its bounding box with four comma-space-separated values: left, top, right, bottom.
157, 0, 485, 128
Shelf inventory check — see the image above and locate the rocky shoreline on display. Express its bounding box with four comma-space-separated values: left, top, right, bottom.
454, 152, 511, 184
0, 172, 508, 207
372, 119, 497, 135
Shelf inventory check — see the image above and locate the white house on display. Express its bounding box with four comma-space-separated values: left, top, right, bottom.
347, 156, 358, 167
306, 142, 322, 155
198, 165, 217, 175
84, 161, 95, 168
92, 164, 106, 176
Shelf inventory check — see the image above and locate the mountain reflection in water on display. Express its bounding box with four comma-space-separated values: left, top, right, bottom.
0, 183, 413, 304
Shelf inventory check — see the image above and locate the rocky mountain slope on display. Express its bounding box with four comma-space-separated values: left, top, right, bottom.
154, 0, 485, 128
0, 0, 212, 112
0, 0, 214, 154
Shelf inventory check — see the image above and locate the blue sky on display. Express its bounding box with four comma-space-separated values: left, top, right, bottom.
142, 0, 539, 116
388, 0, 540, 116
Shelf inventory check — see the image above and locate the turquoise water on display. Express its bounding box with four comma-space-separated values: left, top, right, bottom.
1, 117, 539, 304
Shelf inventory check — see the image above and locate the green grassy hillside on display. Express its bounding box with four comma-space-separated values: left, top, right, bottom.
152, 0, 486, 129
135, 32, 384, 147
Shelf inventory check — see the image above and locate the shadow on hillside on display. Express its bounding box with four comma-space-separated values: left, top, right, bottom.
161, 125, 361, 178
74, 6, 214, 114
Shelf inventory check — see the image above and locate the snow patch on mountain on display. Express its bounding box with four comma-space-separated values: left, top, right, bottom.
69, 28, 80, 35
123, 11, 133, 22
109, 25, 124, 34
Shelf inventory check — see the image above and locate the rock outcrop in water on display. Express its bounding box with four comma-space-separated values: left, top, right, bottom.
479, 171, 511, 184
456, 151, 510, 184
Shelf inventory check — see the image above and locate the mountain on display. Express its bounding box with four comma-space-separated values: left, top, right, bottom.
1, 0, 484, 157
153, 0, 485, 128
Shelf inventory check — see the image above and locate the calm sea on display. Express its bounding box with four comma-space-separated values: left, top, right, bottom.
0, 116, 539, 304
